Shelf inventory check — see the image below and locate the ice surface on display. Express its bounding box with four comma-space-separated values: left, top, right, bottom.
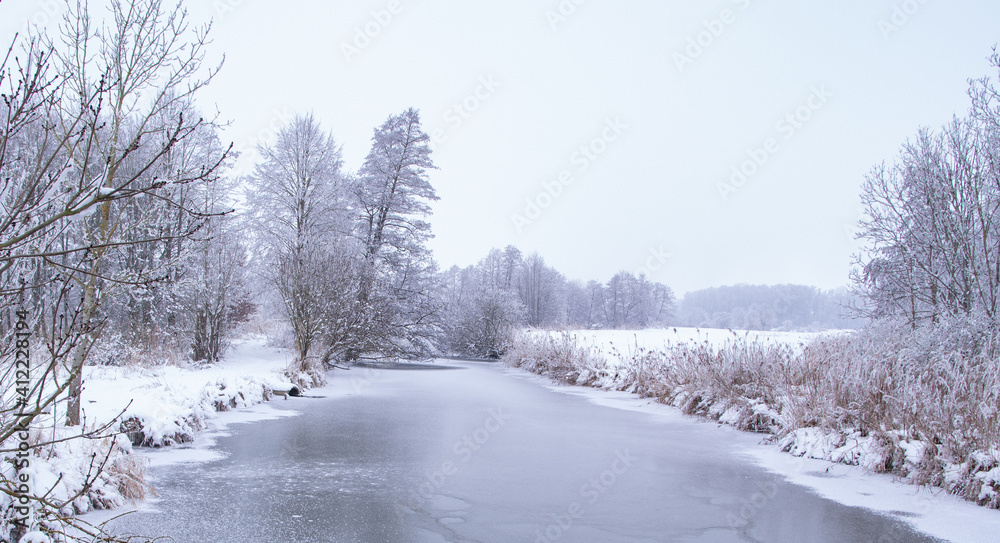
92, 361, 948, 543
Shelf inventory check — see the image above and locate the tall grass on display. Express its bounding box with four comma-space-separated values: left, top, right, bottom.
502, 320, 1000, 509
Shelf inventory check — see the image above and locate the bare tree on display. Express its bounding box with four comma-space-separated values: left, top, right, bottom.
441, 249, 526, 358
0, 0, 229, 538
855, 117, 991, 325
247, 113, 353, 380
187, 174, 249, 363
46, 0, 228, 426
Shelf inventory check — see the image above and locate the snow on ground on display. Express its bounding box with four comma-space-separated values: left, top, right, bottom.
82, 336, 299, 447
8, 336, 304, 524
513, 327, 1000, 542
66, 327, 999, 542
748, 445, 1000, 543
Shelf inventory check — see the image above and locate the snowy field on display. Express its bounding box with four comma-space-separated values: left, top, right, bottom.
537, 327, 828, 366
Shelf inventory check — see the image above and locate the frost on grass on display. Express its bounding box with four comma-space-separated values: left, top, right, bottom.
503, 321, 1000, 510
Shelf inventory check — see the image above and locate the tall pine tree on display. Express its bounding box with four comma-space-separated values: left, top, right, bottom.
351, 108, 441, 360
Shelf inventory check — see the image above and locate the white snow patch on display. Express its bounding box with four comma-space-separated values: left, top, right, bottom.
748, 446, 999, 543
19, 532, 51, 543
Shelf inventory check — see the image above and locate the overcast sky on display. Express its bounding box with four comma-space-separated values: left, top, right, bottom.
3, 0, 1000, 295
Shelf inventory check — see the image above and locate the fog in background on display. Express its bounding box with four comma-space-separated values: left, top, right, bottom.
4, 0, 997, 295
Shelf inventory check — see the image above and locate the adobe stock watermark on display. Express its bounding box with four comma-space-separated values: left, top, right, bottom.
341, 0, 405, 63
879, 0, 930, 40
19, 0, 65, 34
512, 117, 627, 234
429, 75, 502, 148
232, 106, 296, 172
534, 449, 638, 542
717, 84, 834, 201
635, 246, 672, 279
673, 0, 753, 73
349, 366, 384, 394
212, 0, 250, 21
725, 481, 778, 530
396, 407, 513, 518
12, 309, 35, 534
545, 0, 589, 31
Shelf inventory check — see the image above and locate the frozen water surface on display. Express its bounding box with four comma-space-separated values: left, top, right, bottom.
101, 361, 943, 542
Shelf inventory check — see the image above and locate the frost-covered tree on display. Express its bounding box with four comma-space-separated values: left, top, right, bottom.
580, 272, 674, 329
247, 113, 354, 380
185, 175, 251, 363
45, 0, 229, 425
438, 265, 475, 354
564, 280, 594, 328
854, 69, 1000, 326
351, 108, 441, 361
0, 0, 228, 538
97, 99, 238, 363
441, 249, 527, 358
517, 252, 566, 328
437, 246, 680, 350
856, 122, 974, 323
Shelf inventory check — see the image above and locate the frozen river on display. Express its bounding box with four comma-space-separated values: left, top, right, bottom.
103, 361, 941, 542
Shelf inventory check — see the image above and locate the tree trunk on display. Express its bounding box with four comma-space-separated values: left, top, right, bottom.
66, 274, 101, 426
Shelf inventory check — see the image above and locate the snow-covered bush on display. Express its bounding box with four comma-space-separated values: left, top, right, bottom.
283, 359, 327, 390
116, 375, 277, 448
502, 332, 609, 385
1, 428, 151, 542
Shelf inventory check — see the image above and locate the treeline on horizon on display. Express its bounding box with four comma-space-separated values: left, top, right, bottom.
438, 246, 676, 358
439, 245, 861, 358
677, 284, 862, 331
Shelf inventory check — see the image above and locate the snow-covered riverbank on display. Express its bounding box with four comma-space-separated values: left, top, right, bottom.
511, 373, 999, 543
83, 336, 298, 448
505, 327, 1000, 542
14, 337, 300, 521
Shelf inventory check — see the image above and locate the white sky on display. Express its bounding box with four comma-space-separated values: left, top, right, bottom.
3, 0, 999, 295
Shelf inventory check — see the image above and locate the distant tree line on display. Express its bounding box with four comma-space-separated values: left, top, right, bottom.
677, 284, 862, 331
438, 246, 676, 358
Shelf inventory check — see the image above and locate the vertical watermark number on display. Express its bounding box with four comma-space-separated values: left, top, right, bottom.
12, 308, 35, 532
